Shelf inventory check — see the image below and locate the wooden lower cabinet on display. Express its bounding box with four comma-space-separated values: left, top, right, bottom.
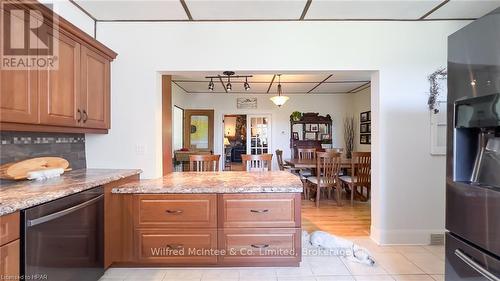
218, 228, 301, 266
0, 240, 20, 279
134, 229, 218, 265
0, 212, 20, 279
113, 193, 301, 267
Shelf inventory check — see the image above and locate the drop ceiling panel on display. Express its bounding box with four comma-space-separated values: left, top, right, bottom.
327, 71, 372, 82
306, 0, 441, 20
427, 0, 500, 19
74, 0, 188, 20
279, 74, 330, 83
275, 82, 317, 93
185, 0, 308, 20
311, 82, 368, 94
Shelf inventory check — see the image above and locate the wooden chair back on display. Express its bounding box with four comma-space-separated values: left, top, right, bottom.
325, 148, 344, 154
242, 154, 273, 172
352, 152, 371, 185
275, 149, 285, 171
316, 152, 342, 186
298, 148, 316, 160
189, 154, 220, 172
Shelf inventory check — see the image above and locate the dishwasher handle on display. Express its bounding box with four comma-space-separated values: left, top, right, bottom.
455, 249, 500, 281
27, 194, 104, 227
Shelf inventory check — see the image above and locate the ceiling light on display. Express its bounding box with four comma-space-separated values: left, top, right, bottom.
270, 74, 289, 107
244, 77, 250, 91
208, 78, 214, 91
226, 81, 232, 91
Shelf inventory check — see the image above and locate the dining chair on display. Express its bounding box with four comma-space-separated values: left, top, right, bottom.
306, 152, 342, 207
189, 154, 220, 172
298, 148, 316, 160
242, 154, 273, 172
275, 149, 299, 173
339, 152, 371, 204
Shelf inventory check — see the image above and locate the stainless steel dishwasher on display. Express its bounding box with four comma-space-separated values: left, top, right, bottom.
22, 186, 104, 281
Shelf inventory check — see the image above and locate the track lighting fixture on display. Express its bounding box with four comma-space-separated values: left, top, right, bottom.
208, 78, 214, 91
244, 77, 250, 91
205, 71, 252, 93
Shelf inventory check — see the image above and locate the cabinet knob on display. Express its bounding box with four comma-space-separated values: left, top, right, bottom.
77, 109, 82, 122
82, 110, 88, 123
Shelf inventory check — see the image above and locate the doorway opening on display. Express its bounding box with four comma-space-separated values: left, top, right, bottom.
223, 114, 272, 171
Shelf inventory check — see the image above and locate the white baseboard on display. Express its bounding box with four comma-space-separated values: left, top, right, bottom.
370, 225, 445, 245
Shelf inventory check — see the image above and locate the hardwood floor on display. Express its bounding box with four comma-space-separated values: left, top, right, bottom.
301, 199, 371, 236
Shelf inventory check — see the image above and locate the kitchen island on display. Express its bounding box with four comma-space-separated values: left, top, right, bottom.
108, 171, 303, 267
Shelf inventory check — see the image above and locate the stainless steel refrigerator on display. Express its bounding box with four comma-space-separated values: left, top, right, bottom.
446, 7, 500, 281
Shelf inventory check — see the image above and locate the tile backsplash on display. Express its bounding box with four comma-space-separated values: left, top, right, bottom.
0, 131, 86, 169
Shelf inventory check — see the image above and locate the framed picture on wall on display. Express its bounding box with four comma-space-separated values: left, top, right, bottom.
292, 132, 299, 140
360, 134, 369, 144
360, 123, 369, 133
360, 111, 370, 122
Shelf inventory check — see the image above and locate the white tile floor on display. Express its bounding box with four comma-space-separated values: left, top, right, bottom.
100, 237, 445, 281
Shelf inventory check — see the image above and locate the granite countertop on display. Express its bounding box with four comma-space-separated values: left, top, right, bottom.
0, 169, 141, 216
113, 171, 303, 194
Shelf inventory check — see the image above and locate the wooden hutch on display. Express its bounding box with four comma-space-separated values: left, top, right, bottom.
290, 113, 333, 158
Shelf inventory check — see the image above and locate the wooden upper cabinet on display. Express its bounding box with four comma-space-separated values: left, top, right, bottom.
80, 46, 110, 129
39, 30, 80, 127
0, 10, 39, 124
0, 3, 116, 133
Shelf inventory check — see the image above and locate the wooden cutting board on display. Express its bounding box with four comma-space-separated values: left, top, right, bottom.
0, 157, 71, 180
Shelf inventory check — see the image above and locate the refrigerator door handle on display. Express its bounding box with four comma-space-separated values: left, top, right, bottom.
455, 249, 500, 281
27, 194, 104, 227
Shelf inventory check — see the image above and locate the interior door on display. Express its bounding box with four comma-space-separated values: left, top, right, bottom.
80, 46, 110, 129
183, 110, 214, 152
247, 115, 271, 155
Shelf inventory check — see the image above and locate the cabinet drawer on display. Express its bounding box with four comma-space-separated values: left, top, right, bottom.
0, 212, 20, 246
0, 239, 20, 278
134, 194, 217, 228
218, 228, 301, 266
219, 194, 300, 228
134, 229, 217, 265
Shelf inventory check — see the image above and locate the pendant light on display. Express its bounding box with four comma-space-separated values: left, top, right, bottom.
270, 74, 289, 107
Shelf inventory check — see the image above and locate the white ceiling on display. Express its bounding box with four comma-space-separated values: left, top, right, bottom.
171, 72, 371, 94
72, 0, 500, 21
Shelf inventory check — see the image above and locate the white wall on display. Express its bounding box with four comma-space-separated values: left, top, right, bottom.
351, 87, 372, 152
42, 0, 95, 37
86, 20, 469, 244
172, 91, 353, 169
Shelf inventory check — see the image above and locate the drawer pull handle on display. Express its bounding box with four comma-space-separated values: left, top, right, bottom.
250, 209, 269, 213
455, 249, 499, 281
251, 244, 270, 249
165, 210, 183, 214
167, 244, 184, 250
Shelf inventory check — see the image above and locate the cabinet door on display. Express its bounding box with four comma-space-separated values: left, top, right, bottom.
0, 240, 20, 278
0, 9, 39, 124
39, 30, 80, 127
80, 46, 110, 129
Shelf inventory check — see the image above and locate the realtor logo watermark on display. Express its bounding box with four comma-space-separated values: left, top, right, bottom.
1, 1, 59, 70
